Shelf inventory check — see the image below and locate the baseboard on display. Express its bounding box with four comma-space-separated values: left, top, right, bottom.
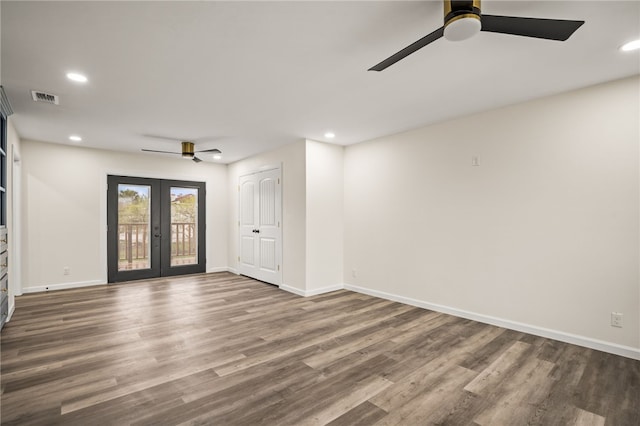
344, 283, 640, 361
305, 283, 345, 297
207, 266, 233, 274
227, 267, 239, 275
279, 284, 307, 296
22, 279, 106, 294
279, 283, 344, 297
7, 303, 15, 322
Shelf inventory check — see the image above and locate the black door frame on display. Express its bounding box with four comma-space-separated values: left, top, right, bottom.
159, 179, 206, 277
107, 175, 206, 283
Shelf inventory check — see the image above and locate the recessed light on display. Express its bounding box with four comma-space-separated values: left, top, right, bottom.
324, 132, 335, 139
620, 39, 640, 52
213, 154, 222, 160
69, 135, 82, 142
66, 72, 88, 83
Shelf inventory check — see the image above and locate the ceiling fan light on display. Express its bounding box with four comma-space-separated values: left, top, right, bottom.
444, 14, 481, 41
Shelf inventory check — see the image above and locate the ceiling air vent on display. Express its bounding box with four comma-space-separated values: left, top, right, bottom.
31, 90, 59, 105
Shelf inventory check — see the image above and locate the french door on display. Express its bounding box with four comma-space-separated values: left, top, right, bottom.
238, 168, 282, 285
107, 175, 206, 283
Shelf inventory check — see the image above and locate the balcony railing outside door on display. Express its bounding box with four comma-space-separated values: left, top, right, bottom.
118, 222, 196, 270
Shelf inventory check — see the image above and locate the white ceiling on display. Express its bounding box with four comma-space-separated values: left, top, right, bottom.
2, 1, 639, 163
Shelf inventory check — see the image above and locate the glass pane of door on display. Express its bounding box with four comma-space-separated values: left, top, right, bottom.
118, 184, 151, 271
170, 187, 198, 266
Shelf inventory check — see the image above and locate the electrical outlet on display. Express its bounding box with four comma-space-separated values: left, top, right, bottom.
472, 156, 480, 166
352, 268, 357, 278
611, 312, 623, 328
63, 267, 70, 276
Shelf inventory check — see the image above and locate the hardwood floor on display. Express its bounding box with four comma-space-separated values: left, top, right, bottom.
1, 272, 638, 425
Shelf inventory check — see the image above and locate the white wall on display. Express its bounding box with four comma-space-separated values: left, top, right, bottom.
344, 76, 639, 353
21, 140, 228, 292
306, 140, 344, 293
227, 139, 343, 295
227, 141, 306, 291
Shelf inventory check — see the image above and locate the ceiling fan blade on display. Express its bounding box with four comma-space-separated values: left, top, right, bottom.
141, 149, 180, 155
192, 156, 203, 163
369, 26, 444, 72
196, 148, 222, 154
481, 15, 584, 41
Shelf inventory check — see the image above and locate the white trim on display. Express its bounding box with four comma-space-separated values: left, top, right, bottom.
305, 284, 345, 296
279, 283, 344, 297
344, 283, 640, 361
228, 267, 239, 275
22, 280, 106, 294
238, 163, 282, 177
99, 173, 109, 283
279, 284, 307, 296
206, 266, 231, 274
7, 303, 15, 322
11, 143, 22, 297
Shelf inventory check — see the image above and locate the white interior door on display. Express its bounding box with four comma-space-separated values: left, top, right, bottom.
238, 168, 282, 285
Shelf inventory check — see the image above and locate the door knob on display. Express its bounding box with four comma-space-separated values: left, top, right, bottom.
154, 233, 162, 238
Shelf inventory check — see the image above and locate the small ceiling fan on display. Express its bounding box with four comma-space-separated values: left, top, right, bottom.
142, 141, 221, 163
369, 0, 584, 72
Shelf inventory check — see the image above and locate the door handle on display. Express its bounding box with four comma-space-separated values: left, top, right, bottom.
154, 234, 162, 238
252, 229, 260, 233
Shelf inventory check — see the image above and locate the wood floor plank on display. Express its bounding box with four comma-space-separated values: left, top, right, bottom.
370, 326, 504, 412
1, 272, 638, 425
302, 323, 401, 369
133, 361, 319, 426
463, 340, 532, 394
372, 365, 478, 426
213, 303, 414, 377
325, 401, 388, 426
471, 356, 556, 425
526, 344, 592, 426
572, 350, 640, 425
571, 407, 607, 426
227, 354, 396, 426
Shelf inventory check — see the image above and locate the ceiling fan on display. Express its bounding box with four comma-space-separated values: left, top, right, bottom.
142, 141, 222, 163
369, 0, 584, 71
